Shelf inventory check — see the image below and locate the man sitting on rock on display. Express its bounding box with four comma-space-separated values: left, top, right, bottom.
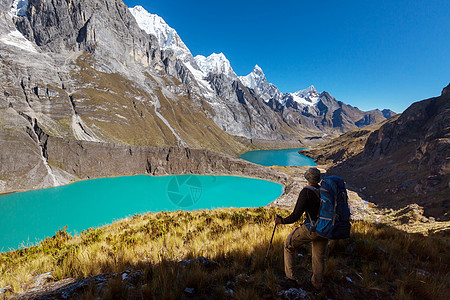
275, 167, 328, 290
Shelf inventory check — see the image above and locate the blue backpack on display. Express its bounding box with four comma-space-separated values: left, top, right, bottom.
305, 176, 351, 239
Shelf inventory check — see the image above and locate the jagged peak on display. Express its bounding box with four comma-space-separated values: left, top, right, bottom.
129, 5, 190, 58
294, 85, 318, 96
239, 64, 268, 90
194, 52, 236, 78
253, 64, 263, 73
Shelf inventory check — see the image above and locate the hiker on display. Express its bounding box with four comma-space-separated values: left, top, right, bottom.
275, 167, 328, 290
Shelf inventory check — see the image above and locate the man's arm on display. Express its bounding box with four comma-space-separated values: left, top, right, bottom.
280, 189, 307, 224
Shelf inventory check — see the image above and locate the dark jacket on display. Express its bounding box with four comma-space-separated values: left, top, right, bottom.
281, 184, 320, 224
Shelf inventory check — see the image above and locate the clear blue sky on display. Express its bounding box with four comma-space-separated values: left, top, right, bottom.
124, 0, 449, 113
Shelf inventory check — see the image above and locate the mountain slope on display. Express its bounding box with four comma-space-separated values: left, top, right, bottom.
0, 0, 394, 192
302, 84, 450, 218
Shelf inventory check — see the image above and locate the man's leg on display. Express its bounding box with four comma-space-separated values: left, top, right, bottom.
311, 236, 328, 289
284, 225, 310, 280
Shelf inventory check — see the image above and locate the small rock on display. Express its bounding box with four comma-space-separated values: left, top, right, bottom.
277, 287, 307, 300
236, 274, 249, 283
417, 269, 430, 277
179, 256, 217, 268
225, 288, 234, 295
0, 286, 13, 294
22, 271, 54, 290
420, 216, 429, 223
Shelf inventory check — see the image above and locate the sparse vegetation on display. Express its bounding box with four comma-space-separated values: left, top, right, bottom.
0, 207, 448, 299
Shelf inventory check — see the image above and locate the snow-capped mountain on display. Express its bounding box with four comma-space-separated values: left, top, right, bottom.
195, 53, 236, 78
129, 6, 237, 83
127, 4, 391, 135
129, 5, 191, 60
0, 0, 395, 192
239, 65, 281, 102
239, 65, 319, 107
287, 85, 320, 106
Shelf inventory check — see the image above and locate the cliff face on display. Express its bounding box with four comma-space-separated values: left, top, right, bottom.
302, 84, 450, 218
1, 129, 289, 193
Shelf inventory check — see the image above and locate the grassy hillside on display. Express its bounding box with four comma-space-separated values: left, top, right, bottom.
1, 208, 448, 299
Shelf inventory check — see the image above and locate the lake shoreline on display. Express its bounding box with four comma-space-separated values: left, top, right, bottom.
0, 175, 284, 252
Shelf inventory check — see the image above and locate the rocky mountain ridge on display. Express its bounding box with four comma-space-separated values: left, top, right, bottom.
1, 0, 393, 192
127, 4, 395, 138
301, 84, 450, 218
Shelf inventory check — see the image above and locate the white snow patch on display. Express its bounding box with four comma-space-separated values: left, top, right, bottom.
10, 0, 28, 16
194, 53, 236, 78
283, 85, 320, 107
239, 64, 264, 90
183, 60, 216, 98
0, 30, 37, 53
129, 5, 191, 60
291, 94, 319, 107
239, 64, 266, 88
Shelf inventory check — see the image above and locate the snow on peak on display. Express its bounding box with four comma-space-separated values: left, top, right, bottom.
194, 53, 236, 78
239, 64, 268, 90
253, 64, 263, 73
293, 85, 318, 98
129, 5, 191, 59
289, 85, 319, 106
239, 65, 281, 102
11, 0, 28, 16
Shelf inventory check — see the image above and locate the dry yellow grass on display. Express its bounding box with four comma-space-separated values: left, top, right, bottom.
0, 207, 448, 299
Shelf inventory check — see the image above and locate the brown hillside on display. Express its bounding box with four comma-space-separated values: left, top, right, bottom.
302, 84, 450, 219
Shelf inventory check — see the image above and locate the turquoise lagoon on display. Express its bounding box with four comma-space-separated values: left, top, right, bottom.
239, 148, 316, 167
0, 175, 283, 252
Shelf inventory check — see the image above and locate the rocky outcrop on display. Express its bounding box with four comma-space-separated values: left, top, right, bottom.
15, 270, 144, 300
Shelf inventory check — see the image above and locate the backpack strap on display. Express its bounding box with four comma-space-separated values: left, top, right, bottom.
304, 185, 320, 199
304, 185, 321, 231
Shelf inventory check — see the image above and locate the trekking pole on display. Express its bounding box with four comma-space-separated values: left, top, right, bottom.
264, 215, 281, 264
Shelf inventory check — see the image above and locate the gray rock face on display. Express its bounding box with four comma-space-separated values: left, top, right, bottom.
45, 138, 288, 183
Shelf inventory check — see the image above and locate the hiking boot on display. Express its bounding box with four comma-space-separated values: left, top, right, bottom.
279, 277, 299, 289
